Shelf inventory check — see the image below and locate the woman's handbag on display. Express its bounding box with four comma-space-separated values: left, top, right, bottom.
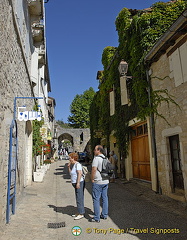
82, 166, 91, 182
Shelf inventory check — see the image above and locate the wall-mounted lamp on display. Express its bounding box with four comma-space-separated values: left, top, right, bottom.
118, 59, 128, 76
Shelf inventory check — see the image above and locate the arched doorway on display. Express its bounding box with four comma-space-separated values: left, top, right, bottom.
56, 125, 91, 154
58, 133, 74, 155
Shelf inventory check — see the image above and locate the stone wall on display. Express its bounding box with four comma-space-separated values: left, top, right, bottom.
0, 1, 35, 227
150, 35, 187, 201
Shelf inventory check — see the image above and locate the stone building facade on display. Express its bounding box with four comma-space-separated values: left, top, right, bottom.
0, 0, 52, 227
145, 10, 187, 202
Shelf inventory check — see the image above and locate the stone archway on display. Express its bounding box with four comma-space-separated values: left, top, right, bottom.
58, 133, 74, 153
58, 133, 73, 145
56, 125, 90, 153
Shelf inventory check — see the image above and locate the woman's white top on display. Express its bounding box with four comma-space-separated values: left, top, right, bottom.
70, 162, 83, 183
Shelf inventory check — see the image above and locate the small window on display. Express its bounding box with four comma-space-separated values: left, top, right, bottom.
137, 126, 143, 136
131, 122, 148, 138
80, 132, 83, 144
169, 42, 187, 87
109, 91, 115, 116
131, 129, 137, 138
144, 124, 148, 134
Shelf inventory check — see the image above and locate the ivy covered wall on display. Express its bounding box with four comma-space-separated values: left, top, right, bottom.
90, 1, 187, 157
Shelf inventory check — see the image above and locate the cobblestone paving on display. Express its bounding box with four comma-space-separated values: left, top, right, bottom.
1, 160, 187, 240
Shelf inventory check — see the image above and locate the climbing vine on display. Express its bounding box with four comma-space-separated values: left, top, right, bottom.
90, 0, 187, 156
32, 104, 44, 157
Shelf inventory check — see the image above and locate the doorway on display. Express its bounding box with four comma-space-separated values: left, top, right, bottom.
131, 122, 151, 181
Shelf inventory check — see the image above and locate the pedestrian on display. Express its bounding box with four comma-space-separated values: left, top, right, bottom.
90, 145, 109, 222
109, 151, 115, 183
111, 150, 118, 179
112, 150, 118, 162
68, 152, 85, 220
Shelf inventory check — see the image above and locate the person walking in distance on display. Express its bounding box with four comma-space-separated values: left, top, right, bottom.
109, 151, 116, 183
90, 145, 109, 222
111, 150, 118, 179
68, 152, 85, 220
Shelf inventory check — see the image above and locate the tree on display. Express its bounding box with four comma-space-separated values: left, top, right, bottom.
68, 87, 95, 128
56, 119, 70, 128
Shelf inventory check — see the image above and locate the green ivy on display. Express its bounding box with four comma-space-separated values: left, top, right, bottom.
32, 104, 44, 157
90, 0, 187, 157
90, 92, 102, 151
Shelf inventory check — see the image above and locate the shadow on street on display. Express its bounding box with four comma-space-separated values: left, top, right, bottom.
53, 161, 187, 240
48, 204, 94, 220
54, 163, 70, 179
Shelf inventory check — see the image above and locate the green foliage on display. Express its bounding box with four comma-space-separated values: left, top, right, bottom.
56, 119, 70, 128
89, 92, 103, 150
68, 87, 95, 128
90, 0, 187, 156
32, 104, 44, 157
115, 8, 132, 44
102, 46, 117, 70
32, 119, 44, 157
62, 140, 72, 148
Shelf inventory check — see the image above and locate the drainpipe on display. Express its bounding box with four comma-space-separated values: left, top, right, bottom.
146, 68, 160, 194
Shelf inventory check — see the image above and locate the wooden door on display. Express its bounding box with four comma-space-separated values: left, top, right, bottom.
169, 135, 184, 190
131, 123, 151, 181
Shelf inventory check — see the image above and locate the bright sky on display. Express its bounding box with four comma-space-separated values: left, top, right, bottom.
45, 0, 168, 122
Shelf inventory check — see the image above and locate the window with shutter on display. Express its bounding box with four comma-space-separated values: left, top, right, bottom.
179, 42, 187, 83
169, 42, 187, 87
120, 76, 128, 105
171, 48, 183, 87
110, 91, 115, 116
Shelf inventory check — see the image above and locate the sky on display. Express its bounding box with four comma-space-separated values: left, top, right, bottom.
45, 0, 168, 122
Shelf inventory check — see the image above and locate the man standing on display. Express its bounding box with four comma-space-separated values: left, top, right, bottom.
90, 145, 109, 222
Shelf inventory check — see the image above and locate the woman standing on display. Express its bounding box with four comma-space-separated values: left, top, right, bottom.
68, 152, 85, 220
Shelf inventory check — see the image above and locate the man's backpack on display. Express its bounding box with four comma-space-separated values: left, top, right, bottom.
98, 156, 115, 180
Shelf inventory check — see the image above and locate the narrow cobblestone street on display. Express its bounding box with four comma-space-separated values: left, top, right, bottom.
1, 160, 187, 240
